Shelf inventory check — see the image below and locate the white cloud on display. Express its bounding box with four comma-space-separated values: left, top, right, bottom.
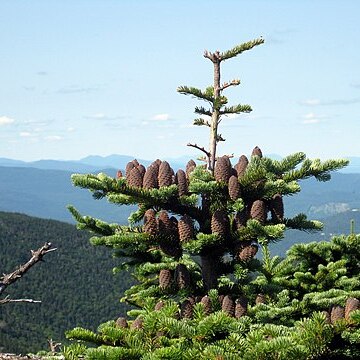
152, 113, 170, 121
20, 131, 35, 137
301, 99, 321, 106
45, 135, 63, 141
0, 116, 15, 125
302, 112, 324, 124
67, 127, 75, 132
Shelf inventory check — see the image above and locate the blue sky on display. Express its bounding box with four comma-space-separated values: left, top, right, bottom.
1, 0, 360, 162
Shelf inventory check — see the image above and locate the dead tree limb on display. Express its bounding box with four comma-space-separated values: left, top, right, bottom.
0, 242, 56, 304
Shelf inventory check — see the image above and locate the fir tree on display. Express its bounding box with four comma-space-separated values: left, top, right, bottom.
65, 39, 359, 359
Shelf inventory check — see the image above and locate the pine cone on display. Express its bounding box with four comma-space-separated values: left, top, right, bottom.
234, 155, 248, 178
345, 297, 360, 321
331, 305, 345, 323
132, 159, 139, 167
175, 264, 191, 289
178, 215, 194, 242
235, 296, 248, 319
238, 241, 258, 262
127, 167, 143, 188
181, 299, 194, 319
218, 295, 225, 306
255, 293, 266, 305
131, 316, 144, 330
175, 169, 188, 196
155, 300, 165, 311
228, 175, 241, 200
143, 209, 158, 236
159, 269, 172, 290
234, 208, 248, 230
158, 161, 173, 187
158, 211, 182, 258
115, 317, 128, 328
186, 159, 196, 179
137, 164, 146, 177
200, 295, 212, 315
252, 146, 263, 158
125, 161, 135, 178
143, 165, 158, 189
322, 310, 331, 324
270, 194, 284, 222
116, 170, 123, 179
250, 200, 267, 224
214, 156, 232, 183
222, 295, 235, 317
211, 210, 229, 238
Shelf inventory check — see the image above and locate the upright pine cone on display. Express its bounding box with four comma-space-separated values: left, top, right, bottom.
322, 310, 331, 324
181, 299, 194, 319
158, 161, 173, 187
331, 305, 345, 323
143, 165, 158, 189
345, 297, 360, 321
186, 159, 196, 179
175, 169, 188, 196
159, 269, 172, 290
132, 159, 139, 167
158, 211, 182, 258
115, 317, 128, 328
178, 215, 194, 242
143, 209, 158, 236
235, 296, 248, 319
234, 208, 248, 230
127, 167, 143, 188
155, 300, 165, 311
131, 316, 144, 330
211, 210, 229, 238
238, 241, 258, 261
228, 175, 241, 200
255, 293, 266, 305
214, 156, 232, 183
270, 194, 284, 222
234, 155, 249, 179
200, 295, 212, 315
250, 200, 267, 224
222, 295, 235, 317
175, 264, 191, 289
116, 170, 123, 179
137, 164, 146, 177
252, 146, 263, 158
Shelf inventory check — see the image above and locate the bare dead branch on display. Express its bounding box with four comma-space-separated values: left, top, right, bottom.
219, 79, 241, 91
0, 295, 41, 304
187, 143, 210, 158
0, 242, 57, 303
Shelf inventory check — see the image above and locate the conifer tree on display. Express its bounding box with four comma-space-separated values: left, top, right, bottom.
65, 39, 359, 359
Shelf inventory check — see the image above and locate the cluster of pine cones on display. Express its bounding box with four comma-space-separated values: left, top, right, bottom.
323, 297, 360, 324
158, 264, 191, 291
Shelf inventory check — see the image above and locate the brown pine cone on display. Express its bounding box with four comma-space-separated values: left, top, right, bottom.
175, 169, 188, 196
228, 175, 241, 200
322, 310, 331, 324
115, 317, 128, 328
235, 296, 248, 319
251, 146, 263, 158
159, 269, 172, 290
175, 264, 191, 289
211, 210, 229, 238
234, 208, 248, 230
214, 156, 232, 183
331, 305, 345, 323
143, 165, 159, 189
132, 159, 139, 167
238, 242, 258, 262
218, 295, 225, 306
155, 300, 165, 311
186, 159, 196, 179
178, 215, 194, 242
127, 167, 143, 188
158, 211, 182, 258
131, 316, 144, 329
200, 295, 212, 315
143, 209, 158, 236
222, 295, 235, 317
125, 161, 135, 178
345, 297, 360, 321
250, 200, 267, 224
181, 299, 194, 319
137, 164, 146, 177
116, 170, 123, 179
255, 293, 266, 305
270, 194, 284, 222
158, 161, 173, 187
234, 155, 249, 178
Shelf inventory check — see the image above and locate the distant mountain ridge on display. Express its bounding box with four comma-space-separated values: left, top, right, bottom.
1, 154, 359, 173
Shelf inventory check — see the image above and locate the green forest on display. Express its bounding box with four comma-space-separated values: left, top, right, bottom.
0, 211, 132, 353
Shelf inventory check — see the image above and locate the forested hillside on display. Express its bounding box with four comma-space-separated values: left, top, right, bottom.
0, 212, 132, 353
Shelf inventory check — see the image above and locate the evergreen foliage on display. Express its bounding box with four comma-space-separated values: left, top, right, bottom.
66, 40, 358, 359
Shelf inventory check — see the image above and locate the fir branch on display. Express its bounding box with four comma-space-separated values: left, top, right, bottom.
177, 85, 214, 103
194, 106, 212, 117
219, 104, 252, 115
219, 38, 265, 61
193, 118, 211, 127
284, 214, 323, 232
